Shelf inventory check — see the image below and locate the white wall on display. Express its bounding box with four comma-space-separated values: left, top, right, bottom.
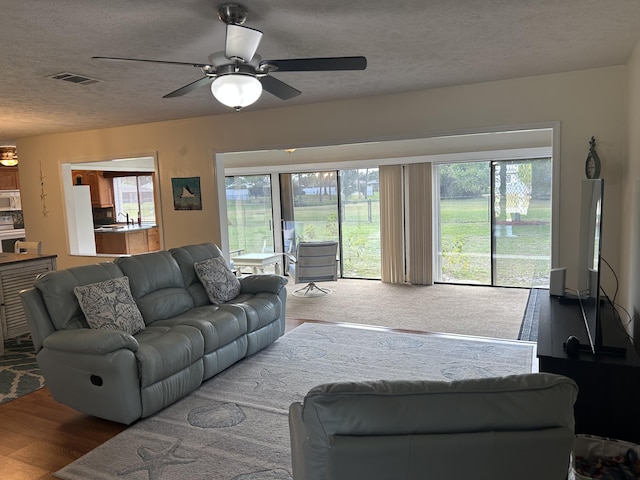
17, 66, 628, 296
621, 41, 640, 340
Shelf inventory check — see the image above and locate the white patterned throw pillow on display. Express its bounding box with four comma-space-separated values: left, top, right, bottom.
194, 257, 241, 304
73, 276, 145, 335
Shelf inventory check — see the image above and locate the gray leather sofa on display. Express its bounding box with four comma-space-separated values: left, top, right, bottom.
20, 243, 287, 424
290, 373, 578, 480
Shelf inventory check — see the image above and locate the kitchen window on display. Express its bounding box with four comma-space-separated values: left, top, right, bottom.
112, 174, 156, 224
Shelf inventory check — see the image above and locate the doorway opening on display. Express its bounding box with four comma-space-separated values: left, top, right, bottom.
220, 127, 556, 286
62, 155, 162, 256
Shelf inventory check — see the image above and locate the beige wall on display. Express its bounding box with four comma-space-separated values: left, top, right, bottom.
17, 66, 628, 294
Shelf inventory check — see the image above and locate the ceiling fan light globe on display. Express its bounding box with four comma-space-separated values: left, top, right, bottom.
211, 74, 262, 109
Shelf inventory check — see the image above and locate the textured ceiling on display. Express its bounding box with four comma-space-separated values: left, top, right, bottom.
2, 0, 640, 144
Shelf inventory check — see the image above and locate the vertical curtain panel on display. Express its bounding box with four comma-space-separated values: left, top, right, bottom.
379, 165, 404, 283
405, 163, 433, 285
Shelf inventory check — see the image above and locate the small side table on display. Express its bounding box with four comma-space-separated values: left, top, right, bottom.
230, 252, 282, 275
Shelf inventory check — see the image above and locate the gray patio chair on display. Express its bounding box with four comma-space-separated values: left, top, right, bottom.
287, 241, 338, 297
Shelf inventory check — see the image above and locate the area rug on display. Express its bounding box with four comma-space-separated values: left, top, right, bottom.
56, 323, 537, 480
0, 338, 44, 405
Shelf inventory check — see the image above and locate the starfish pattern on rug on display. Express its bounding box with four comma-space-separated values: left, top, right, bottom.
117, 439, 197, 480
187, 402, 246, 428
281, 344, 326, 361
236, 367, 290, 392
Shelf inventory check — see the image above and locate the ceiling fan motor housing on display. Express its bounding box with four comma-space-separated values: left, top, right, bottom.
217, 4, 248, 25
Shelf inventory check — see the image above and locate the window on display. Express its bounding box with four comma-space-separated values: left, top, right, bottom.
113, 175, 156, 224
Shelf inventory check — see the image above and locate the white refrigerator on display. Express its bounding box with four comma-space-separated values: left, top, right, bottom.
69, 185, 96, 255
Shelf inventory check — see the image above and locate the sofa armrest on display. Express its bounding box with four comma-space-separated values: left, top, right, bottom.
20, 287, 56, 352
42, 328, 139, 355
240, 274, 288, 294
289, 402, 307, 480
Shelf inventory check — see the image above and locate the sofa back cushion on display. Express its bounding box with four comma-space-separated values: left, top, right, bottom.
170, 243, 224, 307
115, 250, 194, 323
293, 373, 578, 480
34, 262, 125, 331
301, 374, 577, 437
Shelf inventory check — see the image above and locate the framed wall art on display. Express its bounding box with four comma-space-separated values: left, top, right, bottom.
172, 177, 202, 210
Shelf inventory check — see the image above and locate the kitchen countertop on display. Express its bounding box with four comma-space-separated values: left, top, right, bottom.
0, 252, 57, 266
94, 224, 157, 233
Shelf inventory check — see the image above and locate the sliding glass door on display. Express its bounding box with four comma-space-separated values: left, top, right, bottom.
435, 158, 551, 287
226, 170, 381, 279
493, 159, 551, 287
340, 168, 380, 278
435, 162, 492, 284
280, 168, 381, 279
225, 174, 274, 254
287, 171, 339, 244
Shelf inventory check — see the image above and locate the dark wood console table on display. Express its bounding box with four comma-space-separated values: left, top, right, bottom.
537, 294, 640, 443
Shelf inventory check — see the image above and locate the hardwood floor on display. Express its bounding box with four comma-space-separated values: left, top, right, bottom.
0, 319, 313, 480
0, 388, 126, 479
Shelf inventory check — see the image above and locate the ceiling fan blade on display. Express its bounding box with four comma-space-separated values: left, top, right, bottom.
260, 56, 367, 72
225, 24, 263, 62
260, 75, 301, 100
163, 76, 214, 98
92, 56, 211, 68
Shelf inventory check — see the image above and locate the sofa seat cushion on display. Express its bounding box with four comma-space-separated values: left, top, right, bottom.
152, 304, 248, 353
228, 292, 282, 333
134, 324, 204, 388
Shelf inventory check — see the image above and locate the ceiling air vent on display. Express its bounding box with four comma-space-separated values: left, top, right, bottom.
46, 72, 101, 86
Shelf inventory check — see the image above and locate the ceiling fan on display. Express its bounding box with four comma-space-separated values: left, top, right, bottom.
93, 3, 367, 111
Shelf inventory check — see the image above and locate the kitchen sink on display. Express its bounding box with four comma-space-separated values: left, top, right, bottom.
95, 224, 126, 231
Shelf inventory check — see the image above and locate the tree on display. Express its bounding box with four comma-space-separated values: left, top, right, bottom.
440, 163, 490, 198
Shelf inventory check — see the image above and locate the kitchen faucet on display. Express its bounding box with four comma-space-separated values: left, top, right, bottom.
118, 212, 130, 224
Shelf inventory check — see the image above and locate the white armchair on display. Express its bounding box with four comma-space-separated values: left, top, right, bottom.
287, 241, 338, 297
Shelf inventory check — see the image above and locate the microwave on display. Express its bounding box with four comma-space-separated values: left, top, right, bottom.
0, 190, 21, 211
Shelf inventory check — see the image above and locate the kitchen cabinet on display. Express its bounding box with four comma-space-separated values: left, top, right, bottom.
72, 170, 113, 207
0, 253, 57, 356
94, 226, 160, 255
147, 227, 160, 251
0, 167, 20, 190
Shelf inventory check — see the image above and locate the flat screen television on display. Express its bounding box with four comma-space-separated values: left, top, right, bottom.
577, 179, 625, 356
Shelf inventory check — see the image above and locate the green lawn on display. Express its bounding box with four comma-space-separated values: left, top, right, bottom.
440, 197, 551, 286
228, 195, 551, 286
